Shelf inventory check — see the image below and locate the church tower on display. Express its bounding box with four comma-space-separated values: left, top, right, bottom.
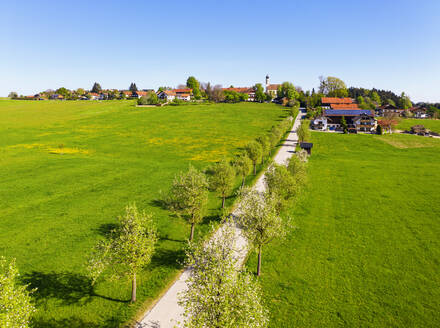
265, 74, 270, 92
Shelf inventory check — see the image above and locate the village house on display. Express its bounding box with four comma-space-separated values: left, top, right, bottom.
50, 94, 64, 100
376, 104, 404, 116
265, 75, 280, 98
173, 88, 192, 101
410, 106, 429, 118
222, 87, 255, 101
157, 90, 176, 102
311, 109, 377, 133
25, 93, 44, 100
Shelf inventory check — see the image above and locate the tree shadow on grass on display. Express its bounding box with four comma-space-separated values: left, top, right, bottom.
149, 198, 168, 210
150, 248, 185, 270
95, 222, 118, 237
22, 271, 129, 306
32, 316, 122, 328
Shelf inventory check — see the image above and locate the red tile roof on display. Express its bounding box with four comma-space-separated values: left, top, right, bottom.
173, 88, 192, 93
322, 97, 353, 104
330, 103, 359, 109
222, 87, 253, 93
136, 91, 148, 96
161, 90, 176, 96
266, 84, 280, 91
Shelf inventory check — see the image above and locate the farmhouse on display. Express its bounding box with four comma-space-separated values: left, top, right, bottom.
410, 106, 429, 118
376, 104, 404, 116
157, 90, 176, 101
312, 109, 377, 133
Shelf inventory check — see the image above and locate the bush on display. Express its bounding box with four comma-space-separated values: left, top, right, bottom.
137, 92, 159, 105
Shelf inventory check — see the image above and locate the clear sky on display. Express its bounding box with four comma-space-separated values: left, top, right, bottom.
2, 0, 440, 102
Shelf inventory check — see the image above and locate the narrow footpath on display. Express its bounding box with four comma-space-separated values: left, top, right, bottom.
137, 110, 306, 328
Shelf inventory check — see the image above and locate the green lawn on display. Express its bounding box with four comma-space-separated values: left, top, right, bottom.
397, 118, 440, 133
247, 132, 440, 327
0, 99, 287, 327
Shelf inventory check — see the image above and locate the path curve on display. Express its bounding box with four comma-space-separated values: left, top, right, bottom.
137, 109, 306, 328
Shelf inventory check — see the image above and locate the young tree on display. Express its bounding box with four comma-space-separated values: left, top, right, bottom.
210, 159, 236, 208
297, 120, 311, 142
254, 83, 265, 102
87, 204, 157, 303
0, 257, 36, 327
233, 152, 252, 187
245, 141, 263, 175
340, 116, 348, 133
179, 220, 268, 328
129, 83, 138, 92
186, 76, 201, 100
91, 82, 102, 93
167, 165, 209, 240
257, 135, 270, 164
287, 155, 307, 186
376, 124, 383, 135
237, 188, 287, 276
264, 163, 299, 211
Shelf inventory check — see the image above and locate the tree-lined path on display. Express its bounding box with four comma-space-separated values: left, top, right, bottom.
138, 110, 305, 328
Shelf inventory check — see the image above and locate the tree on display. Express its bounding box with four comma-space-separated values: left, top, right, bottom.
237, 188, 287, 276
87, 204, 157, 303
76, 88, 85, 96
186, 76, 201, 100
245, 141, 263, 175
179, 220, 269, 328
224, 90, 241, 103
210, 159, 236, 208
167, 165, 209, 240
233, 152, 252, 187
55, 87, 70, 99
297, 120, 311, 142
378, 112, 399, 134
376, 124, 383, 135
277, 82, 298, 100
254, 83, 265, 102
399, 92, 412, 109
91, 82, 102, 93
265, 163, 298, 211
0, 257, 36, 327
341, 116, 348, 133
319, 76, 348, 97
386, 98, 396, 106
138, 92, 159, 105
287, 155, 307, 186
8, 92, 18, 99
371, 91, 381, 106
257, 135, 270, 164
129, 83, 138, 92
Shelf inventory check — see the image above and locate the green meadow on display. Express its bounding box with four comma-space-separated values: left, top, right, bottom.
0, 99, 287, 326
397, 118, 440, 133
247, 132, 440, 327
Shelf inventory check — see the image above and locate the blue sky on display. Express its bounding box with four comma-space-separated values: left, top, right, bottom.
2, 0, 440, 102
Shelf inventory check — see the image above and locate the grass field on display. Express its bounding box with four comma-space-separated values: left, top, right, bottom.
0, 99, 287, 326
397, 118, 440, 133
247, 132, 440, 327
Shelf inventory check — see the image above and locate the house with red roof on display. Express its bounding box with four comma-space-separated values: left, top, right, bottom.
312, 109, 377, 133
265, 75, 280, 98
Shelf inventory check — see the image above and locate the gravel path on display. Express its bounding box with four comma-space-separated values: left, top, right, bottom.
137, 110, 305, 328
